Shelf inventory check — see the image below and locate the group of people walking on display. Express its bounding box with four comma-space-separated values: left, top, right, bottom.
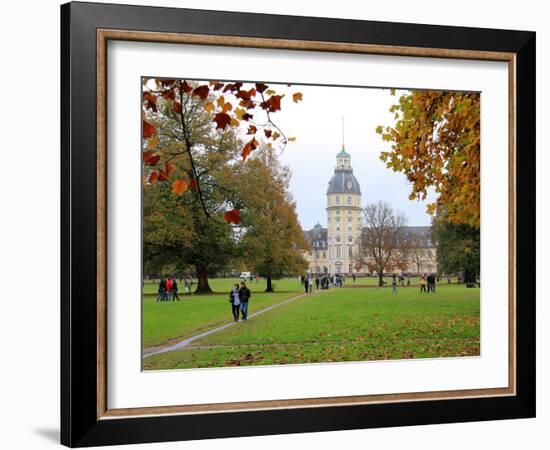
229, 282, 252, 322
301, 273, 355, 293
157, 275, 180, 301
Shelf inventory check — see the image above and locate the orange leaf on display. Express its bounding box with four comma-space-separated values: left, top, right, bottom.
241, 138, 259, 161
143, 92, 157, 111
223, 209, 241, 224
171, 179, 188, 195
165, 162, 174, 174
148, 171, 158, 184
261, 95, 281, 112
143, 120, 157, 139
292, 92, 303, 103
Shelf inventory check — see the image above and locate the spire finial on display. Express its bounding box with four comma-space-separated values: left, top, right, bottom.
341, 117, 345, 150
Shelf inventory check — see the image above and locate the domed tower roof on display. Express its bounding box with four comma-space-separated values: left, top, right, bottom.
327, 149, 361, 195
327, 170, 361, 195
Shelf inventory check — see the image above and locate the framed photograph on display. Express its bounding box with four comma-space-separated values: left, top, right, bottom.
61, 1, 535, 447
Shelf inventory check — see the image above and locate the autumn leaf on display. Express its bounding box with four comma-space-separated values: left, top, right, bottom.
255, 83, 268, 93
181, 80, 193, 93
148, 171, 158, 184
264, 129, 272, 138
241, 138, 259, 161
222, 102, 233, 113
234, 107, 246, 120
287, 136, 296, 142
171, 179, 188, 195
143, 92, 157, 111
143, 120, 157, 139
247, 125, 257, 135
192, 85, 210, 100
204, 102, 215, 113
261, 95, 282, 112
143, 151, 160, 166
223, 208, 241, 224
172, 101, 182, 114
230, 118, 240, 127
292, 92, 303, 103
242, 113, 253, 121
157, 169, 169, 182
162, 89, 175, 100
213, 112, 232, 129
188, 178, 198, 190
165, 162, 174, 174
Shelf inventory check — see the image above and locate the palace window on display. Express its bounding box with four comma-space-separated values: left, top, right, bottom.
336, 246, 341, 257
336, 217, 340, 223
348, 247, 353, 257
336, 236, 341, 243
348, 236, 353, 243
322, 252, 326, 258
336, 210, 340, 215
336, 196, 340, 204
347, 196, 352, 204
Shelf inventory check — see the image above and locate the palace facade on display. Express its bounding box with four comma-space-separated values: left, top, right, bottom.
302, 148, 437, 276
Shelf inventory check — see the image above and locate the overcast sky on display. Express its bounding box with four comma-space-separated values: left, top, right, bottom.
259, 83, 435, 230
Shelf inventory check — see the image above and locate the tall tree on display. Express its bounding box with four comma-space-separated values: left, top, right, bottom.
377, 90, 480, 229
142, 78, 302, 221
354, 201, 409, 286
238, 147, 309, 292
432, 222, 480, 286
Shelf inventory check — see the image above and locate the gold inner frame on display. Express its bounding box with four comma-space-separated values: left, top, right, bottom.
96, 29, 516, 420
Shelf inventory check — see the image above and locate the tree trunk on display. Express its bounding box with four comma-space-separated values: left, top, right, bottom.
265, 274, 274, 292
464, 269, 477, 288
194, 264, 212, 294
378, 271, 384, 287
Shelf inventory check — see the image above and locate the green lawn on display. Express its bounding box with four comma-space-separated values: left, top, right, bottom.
142, 278, 304, 349
143, 281, 480, 370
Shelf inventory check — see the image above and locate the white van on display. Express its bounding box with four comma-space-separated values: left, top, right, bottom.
240, 271, 251, 280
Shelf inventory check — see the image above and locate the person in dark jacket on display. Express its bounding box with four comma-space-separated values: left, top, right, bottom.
229, 284, 241, 322
171, 278, 180, 301
157, 278, 166, 302
239, 282, 252, 320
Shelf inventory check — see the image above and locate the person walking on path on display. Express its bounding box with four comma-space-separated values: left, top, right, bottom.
308, 277, 313, 294
304, 277, 309, 294
420, 275, 427, 293
392, 274, 398, 295
172, 278, 180, 301
165, 277, 173, 301
157, 277, 166, 302
229, 284, 241, 322
239, 281, 252, 320
315, 277, 320, 290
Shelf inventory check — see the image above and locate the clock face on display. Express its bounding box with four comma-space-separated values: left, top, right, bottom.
346, 180, 352, 190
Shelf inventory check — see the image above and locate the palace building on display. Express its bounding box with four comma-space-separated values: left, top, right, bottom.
302, 147, 437, 276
